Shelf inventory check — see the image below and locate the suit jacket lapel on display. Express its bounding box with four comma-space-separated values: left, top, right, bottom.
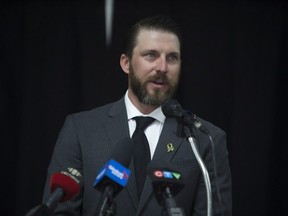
104, 99, 130, 153
104, 98, 139, 210
136, 117, 184, 214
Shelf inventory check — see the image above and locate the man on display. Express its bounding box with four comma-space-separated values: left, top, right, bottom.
43, 15, 232, 215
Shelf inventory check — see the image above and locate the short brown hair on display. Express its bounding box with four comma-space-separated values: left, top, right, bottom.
124, 15, 182, 58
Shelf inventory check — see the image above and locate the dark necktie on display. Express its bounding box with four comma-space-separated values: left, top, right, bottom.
132, 116, 155, 198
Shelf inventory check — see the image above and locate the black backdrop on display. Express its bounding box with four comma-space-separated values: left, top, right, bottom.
1, 0, 287, 216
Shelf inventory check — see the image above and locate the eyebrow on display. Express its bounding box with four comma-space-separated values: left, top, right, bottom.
141, 49, 180, 55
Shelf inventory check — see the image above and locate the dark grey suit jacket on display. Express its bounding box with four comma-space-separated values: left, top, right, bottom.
43, 97, 232, 215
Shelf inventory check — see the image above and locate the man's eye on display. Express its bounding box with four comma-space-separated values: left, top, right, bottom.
167, 54, 179, 63
146, 52, 157, 58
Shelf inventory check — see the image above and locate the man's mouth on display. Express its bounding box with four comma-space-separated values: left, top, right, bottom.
147, 75, 169, 88
148, 79, 167, 89
152, 80, 165, 85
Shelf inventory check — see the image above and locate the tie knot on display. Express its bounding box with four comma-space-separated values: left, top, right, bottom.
133, 116, 155, 131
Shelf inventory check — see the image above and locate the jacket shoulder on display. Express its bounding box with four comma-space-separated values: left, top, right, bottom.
69, 98, 124, 120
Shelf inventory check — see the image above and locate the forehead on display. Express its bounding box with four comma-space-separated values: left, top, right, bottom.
134, 29, 180, 53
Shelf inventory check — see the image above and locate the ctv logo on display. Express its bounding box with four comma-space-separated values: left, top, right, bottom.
153, 170, 181, 180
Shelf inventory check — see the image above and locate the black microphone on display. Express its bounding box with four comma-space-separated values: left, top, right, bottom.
93, 137, 133, 216
163, 99, 225, 216
147, 160, 185, 216
25, 168, 81, 216
162, 99, 209, 134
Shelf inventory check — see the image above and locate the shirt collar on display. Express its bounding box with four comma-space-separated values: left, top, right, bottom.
124, 90, 165, 124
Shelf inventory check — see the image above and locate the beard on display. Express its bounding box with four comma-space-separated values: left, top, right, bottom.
129, 66, 180, 106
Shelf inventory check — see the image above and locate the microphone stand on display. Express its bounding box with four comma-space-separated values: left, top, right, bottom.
25, 204, 51, 216
97, 186, 116, 216
162, 187, 186, 216
183, 126, 212, 216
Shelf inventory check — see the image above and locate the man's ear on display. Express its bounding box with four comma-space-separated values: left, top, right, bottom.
120, 54, 130, 74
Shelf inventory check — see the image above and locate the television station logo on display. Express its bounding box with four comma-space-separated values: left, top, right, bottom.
153, 170, 181, 180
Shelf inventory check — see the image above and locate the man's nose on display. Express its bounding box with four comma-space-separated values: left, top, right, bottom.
155, 57, 168, 73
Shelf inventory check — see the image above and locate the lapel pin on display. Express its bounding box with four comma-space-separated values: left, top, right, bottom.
166, 143, 174, 153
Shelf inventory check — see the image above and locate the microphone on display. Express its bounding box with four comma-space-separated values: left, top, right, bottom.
25, 168, 81, 216
162, 99, 215, 216
147, 160, 185, 216
162, 99, 209, 134
47, 168, 81, 210
93, 137, 133, 216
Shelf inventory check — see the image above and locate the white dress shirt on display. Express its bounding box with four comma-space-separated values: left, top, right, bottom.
124, 91, 166, 158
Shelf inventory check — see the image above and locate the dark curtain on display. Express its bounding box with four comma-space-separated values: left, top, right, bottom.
1, 1, 287, 215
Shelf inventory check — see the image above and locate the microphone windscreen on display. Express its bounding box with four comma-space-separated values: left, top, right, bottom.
110, 137, 133, 167
147, 159, 172, 172
93, 137, 132, 194
147, 160, 184, 203
162, 99, 183, 118
50, 172, 81, 202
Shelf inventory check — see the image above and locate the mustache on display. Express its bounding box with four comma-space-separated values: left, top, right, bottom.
148, 74, 169, 83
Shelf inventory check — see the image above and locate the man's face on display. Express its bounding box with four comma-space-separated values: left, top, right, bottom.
127, 29, 181, 106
